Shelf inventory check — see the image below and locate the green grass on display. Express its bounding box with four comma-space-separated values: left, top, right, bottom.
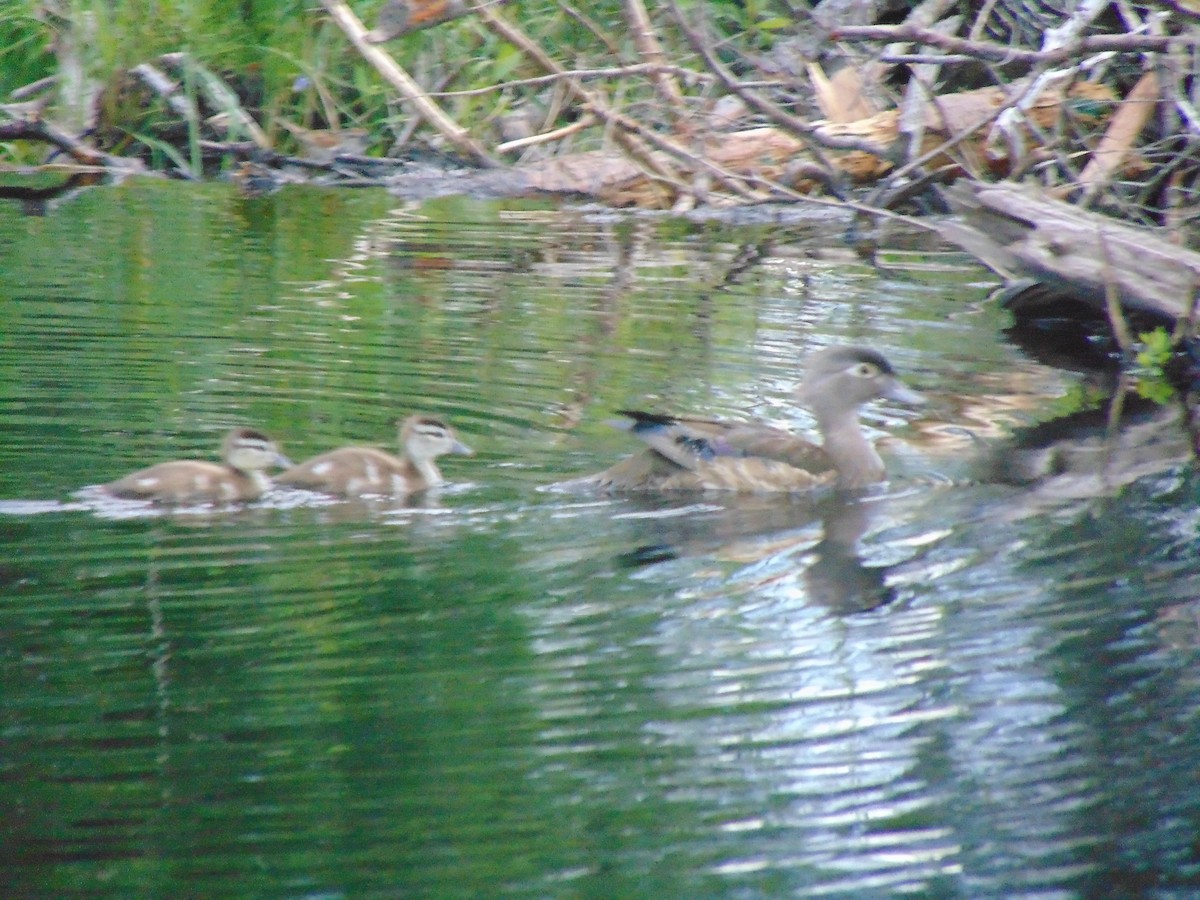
0, 0, 780, 165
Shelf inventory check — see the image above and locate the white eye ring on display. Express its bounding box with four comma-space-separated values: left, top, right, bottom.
853, 362, 879, 377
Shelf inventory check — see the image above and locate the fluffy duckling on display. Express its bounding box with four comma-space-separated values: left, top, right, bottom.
102, 427, 291, 504
275, 415, 473, 498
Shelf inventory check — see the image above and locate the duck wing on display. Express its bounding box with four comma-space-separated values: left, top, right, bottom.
613, 411, 833, 473
560, 411, 833, 493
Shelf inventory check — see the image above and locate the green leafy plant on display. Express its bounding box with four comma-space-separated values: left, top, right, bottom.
1135, 327, 1178, 403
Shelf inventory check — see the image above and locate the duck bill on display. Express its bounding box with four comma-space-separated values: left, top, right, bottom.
884, 381, 925, 406
275, 452, 295, 468
452, 440, 475, 456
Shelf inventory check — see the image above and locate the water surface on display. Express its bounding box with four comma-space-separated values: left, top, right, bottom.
1, 180, 1198, 897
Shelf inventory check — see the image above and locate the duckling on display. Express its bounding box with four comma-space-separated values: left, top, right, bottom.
570, 345, 924, 492
102, 427, 291, 504
275, 415, 474, 498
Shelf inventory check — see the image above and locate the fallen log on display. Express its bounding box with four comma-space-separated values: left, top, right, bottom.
938, 181, 1200, 325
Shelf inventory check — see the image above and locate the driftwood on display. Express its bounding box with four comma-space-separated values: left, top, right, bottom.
938, 181, 1200, 324
513, 78, 1114, 207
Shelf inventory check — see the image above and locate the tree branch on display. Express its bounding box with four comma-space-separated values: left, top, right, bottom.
668, 1, 882, 162
475, 3, 762, 201
318, 0, 502, 168
835, 24, 1177, 65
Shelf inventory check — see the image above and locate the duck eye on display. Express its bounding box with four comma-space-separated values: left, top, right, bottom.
853, 362, 879, 377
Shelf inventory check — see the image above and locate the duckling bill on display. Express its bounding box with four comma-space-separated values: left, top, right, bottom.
102, 427, 291, 504
570, 345, 924, 493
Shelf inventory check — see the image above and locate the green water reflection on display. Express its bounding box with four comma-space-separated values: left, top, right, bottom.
1, 180, 1198, 897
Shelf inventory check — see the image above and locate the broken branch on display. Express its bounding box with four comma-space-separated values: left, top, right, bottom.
834, 24, 1178, 65
318, 0, 502, 168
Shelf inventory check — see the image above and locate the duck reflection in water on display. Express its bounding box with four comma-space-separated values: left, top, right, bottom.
560, 344, 925, 613
981, 386, 1199, 509
616, 494, 896, 615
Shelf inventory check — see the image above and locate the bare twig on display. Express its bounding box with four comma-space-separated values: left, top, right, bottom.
475, 3, 762, 201
0, 118, 139, 170
622, 0, 688, 122
866, 0, 960, 85
557, 1, 624, 57
11, 76, 58, 101
1159, 0, 1200, 21
835, 24, 1178, 65
882, 75, 1089, 191
1098, 228, 1135, 354
474, 4, 674, 181
882, 53, 975, 65
159, 53, 272, 149
497, 114, 597, 153
130, 63, 199, 125
1078, 67, 1160, 200
1171, 270, 1199, 343
427, 64, 718, 98
1103, 373, 1131, 484
668, 1, 879, 162
318, 0, 502, 168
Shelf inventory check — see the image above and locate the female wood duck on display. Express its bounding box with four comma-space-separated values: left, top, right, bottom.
275, 415, 474, 498
102, 427, 292, 504
569, 345, 924, 493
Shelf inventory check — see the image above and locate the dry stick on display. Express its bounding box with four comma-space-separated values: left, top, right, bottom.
429, 64, 716, 98
1098, 228, 1135, 355
835, 24, 1176, 65
668, 0, 874, 166
1078, 67, 1160, 202
0, 118, 127, 169
474, 3, 762, 201
473, 4, 675, 182
1170, 270, 1199, 344
968, 0, 1003, 41
11, 75, 57, 101
879, 74, 1078, 196
671, 6, 953, 221
497, 114, 596, 153
558, 1, 625, 57
131, 63, 200, 126
1102, 372, 1131, 486
392, 67, 461, 152
865, 0, 960, 86
159, 53, 272, 150
1165, 47, 1200, 133
623, 0, 688, 121
884, 53, 976, 64
318, 0, 501, 168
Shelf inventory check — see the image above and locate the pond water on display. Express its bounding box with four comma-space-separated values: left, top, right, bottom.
1, 179, 1198, 897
